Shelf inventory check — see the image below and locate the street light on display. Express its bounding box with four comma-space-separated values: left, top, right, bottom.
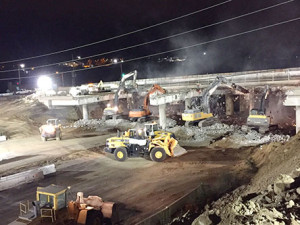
18, 64, 25, 86
113, 59, 123, 77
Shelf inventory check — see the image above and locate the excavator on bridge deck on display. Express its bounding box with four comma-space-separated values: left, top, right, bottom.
129, 84, 166, 122
102, 71, 137, 120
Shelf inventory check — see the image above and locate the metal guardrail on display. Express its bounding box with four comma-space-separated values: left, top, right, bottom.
103, 67, 300, 89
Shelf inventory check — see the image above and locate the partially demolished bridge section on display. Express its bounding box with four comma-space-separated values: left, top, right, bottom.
38, 67, 300, 128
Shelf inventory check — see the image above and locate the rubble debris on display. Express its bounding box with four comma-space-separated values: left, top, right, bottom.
193, 172, 300, 225
0, 135, 7, 142
73, 119, 136, 131
74, 118, 290, 148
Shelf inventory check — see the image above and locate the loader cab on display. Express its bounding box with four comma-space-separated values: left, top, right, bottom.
145, 123, 159, 136
128, 129, 146, 139
250, 109, 265, 116
46, 119, 60, 126
36, 185, 67, 210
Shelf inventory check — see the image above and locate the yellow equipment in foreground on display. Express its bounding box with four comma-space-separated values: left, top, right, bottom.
105, 128, 187, 162
19, 185, 115, 225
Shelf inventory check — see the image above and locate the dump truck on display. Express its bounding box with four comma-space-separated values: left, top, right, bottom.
105, 128, 186, 162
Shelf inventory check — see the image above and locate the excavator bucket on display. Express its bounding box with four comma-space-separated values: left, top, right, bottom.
169, 138, 187, 157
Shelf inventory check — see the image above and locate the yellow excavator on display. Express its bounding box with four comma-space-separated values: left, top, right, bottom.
105, 127, 186, 162
182, 77, 248, 127
242, 86, 270, 133
182, 77, 228, 127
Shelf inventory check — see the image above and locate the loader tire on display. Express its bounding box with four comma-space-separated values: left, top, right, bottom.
114, 147, 128, 162
150, 147, 166, 162
41, 136, 47, 142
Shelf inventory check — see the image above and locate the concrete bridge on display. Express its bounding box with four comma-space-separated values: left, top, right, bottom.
39, 67, 300, 130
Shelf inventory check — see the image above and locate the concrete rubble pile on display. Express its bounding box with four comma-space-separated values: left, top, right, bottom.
73, 119, 136, 131
229, 130, 290, 147
193, 171, 300, 225
73, 118, 290, 147
168, 122, 290, 147
168, 123, 234, 147
163, 118, 177, 128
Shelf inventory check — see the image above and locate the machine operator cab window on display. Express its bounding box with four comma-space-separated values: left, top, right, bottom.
250, 109, 265, 115
128, 129, 148, 146
46, 119, 60, 126
145, 123, 159, 137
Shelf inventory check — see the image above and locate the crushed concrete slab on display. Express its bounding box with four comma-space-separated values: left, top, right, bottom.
0, 135, 7, 142
192, 171, 300, 225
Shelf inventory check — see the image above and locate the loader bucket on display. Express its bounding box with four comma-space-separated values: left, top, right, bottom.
169, 138, 187, 157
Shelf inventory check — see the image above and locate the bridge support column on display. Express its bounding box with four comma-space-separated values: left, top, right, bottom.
185, 98, 191, 110
225, 95, 234, 116
82, 104, 89, 120
47, 100, 53, 109
159, 104, 167, 129
296, 106, 300, 134
239, 94, 249, 113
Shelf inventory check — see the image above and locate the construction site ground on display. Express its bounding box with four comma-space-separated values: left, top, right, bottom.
1, 139, 255, 224
0, 96, 298, 224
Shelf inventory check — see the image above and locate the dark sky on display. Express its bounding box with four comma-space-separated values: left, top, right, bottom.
0, 0, 299, 91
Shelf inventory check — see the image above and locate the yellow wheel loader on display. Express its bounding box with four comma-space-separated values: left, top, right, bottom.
105, 128, 186, 162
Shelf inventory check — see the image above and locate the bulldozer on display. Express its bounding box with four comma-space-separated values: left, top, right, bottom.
129, 84, 166, 122
39, 119, 62, 141
105, 128, 186, 162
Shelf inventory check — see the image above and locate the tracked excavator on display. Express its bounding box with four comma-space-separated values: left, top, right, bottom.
242, 85, 271, 133
129, 84, 166, 122
182, 77, 248, 127
102, 70, 137, 120
182, 76, 228, 127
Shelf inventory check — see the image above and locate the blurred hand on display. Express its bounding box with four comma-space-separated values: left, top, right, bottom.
83, 196, 103, 210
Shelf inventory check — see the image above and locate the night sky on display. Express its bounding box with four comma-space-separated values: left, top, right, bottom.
0, 0, 299, 91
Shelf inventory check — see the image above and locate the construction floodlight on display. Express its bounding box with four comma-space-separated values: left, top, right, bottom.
37, 76, 53, 90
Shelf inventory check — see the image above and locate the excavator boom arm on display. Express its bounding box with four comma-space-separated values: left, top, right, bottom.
143, 84, 166, 112
114, 70, 137, 107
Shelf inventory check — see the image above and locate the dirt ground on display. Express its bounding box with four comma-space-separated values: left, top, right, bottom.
1, 96, 297, 225
1, 145, 255, 225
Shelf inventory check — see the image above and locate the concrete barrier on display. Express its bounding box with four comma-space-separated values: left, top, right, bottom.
0, 164, 56, 191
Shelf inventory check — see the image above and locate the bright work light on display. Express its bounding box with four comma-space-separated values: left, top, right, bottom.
37, 76, 52, 90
